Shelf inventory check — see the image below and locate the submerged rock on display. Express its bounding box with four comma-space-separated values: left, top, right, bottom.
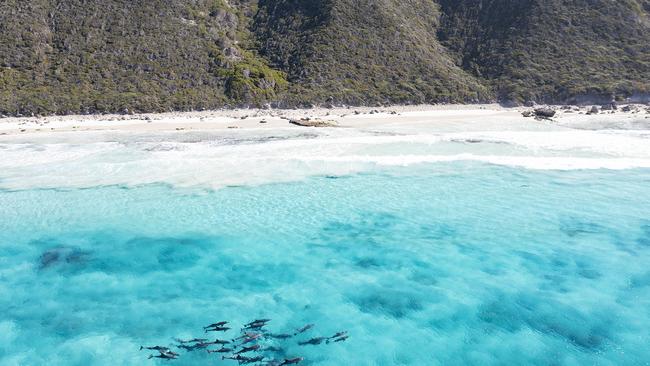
39, 246, 90, 269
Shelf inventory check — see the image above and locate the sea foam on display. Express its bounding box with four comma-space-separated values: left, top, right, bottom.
1, 124, 649, 190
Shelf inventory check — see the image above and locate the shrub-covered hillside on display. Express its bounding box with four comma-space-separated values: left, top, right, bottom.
0, 0, 285, 115
438, 0, 650, 104
1, 0, 648, 115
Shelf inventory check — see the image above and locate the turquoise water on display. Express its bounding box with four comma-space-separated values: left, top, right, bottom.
1, 162, 649, 365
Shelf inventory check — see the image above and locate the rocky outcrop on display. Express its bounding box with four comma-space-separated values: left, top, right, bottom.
534, 108, 556, 118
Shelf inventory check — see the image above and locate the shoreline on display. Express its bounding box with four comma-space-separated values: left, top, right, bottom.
0, 104, 647, 137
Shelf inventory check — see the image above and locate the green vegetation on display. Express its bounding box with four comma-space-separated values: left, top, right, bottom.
438, 0, 650, 104
0, 0, 648, 116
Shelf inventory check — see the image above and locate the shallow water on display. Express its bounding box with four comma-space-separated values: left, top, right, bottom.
1, 162, 649, 365
1, 119, 650, 365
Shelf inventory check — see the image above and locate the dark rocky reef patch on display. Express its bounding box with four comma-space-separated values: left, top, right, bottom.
38, 246, 90, 270
478, 292, 615, 351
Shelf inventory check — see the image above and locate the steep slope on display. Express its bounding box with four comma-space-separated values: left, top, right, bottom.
1, 0, 649, 116
438, 0, 650, 104
254, 0, 492, 106
0, 0, 285, 115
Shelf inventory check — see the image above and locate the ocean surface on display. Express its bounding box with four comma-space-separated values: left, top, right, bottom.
1, 117, 649, 365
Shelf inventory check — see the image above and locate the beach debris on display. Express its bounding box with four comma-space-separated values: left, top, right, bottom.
289, 118, 337, 127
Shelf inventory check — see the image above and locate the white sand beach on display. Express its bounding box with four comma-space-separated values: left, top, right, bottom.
0, 104, 648, 136
0, 104, 649, 191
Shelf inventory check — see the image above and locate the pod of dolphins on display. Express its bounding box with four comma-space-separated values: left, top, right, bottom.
140, 318, 349, 364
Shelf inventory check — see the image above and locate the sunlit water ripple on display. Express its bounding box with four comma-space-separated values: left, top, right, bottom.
1, 124, 649, 365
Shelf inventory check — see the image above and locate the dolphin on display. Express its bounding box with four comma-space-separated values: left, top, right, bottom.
279, 357, 304, 365
177, 342, 210, 351
204, 321, 228, 329
241, 333, 263, 344
268, 333, 292, 340
298, 337, 326, 346
327, 331, 348, 340
223, 355, 251, 362
176, 344, 196, 351
242, 355, 265, 364
328, 335, 349, 344
206, 338, 230, 345
140, 345, 170, 352
175, 338, 208, 344
235, 344, 261, 354
206, 326, 231, 333
233, 332, 260, 341
148, 352, 178, 360
192, 342, 211, 349
245, 319, 271, 326
293, 324, 314, 336
242, 322, 267, 331
207, 347, 233, 354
